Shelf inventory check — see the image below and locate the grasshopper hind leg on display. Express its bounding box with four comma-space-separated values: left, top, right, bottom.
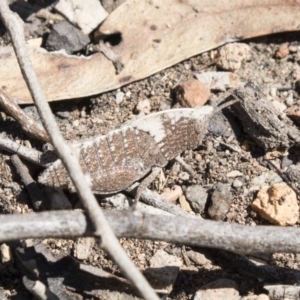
132, 166, 162, 209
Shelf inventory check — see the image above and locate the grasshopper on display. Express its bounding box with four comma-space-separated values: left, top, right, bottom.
38, 99, 236, 206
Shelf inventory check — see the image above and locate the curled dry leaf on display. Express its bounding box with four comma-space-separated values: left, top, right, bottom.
1, 0, 300, 103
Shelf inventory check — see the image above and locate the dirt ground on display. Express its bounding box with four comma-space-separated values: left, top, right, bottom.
1, 2, 300, 300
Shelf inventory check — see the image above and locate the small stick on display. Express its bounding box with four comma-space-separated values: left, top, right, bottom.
11, 154, 44, 210
0, 90, 50, 143
127, 185, 200, 218
0, 136, 45, 166
0, 3, 158, 299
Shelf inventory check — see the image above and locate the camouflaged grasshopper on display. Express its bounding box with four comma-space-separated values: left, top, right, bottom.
38, 100, 235, 205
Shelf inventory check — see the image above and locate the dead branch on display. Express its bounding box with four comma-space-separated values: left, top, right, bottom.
11, 154, 44, 210
0, 90, 50, 142
0, 135, 45, 166
2, 210, 300, 254
0, 3, 158, 299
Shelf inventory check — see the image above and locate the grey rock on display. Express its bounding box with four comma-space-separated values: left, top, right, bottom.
56, 110, 70, 119
194, 278, 239, 300
46, 21, 90, 54
186, 250, 212, 266
281, 155, 293, 169
185, 185, 208, 213
208, 112, 230, 136
208, 183, 232, 221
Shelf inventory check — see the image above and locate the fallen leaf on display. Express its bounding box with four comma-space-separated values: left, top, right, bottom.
1, 0, 300, 103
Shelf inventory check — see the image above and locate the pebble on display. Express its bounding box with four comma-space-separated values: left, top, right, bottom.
215, 43, 251, 71
46, 20, 90, 54
0, 244, 12, 264
285, 91, 294, 106
281, 155, 293, 169
144, 249, 182, 293
227, 170, 243, 178
208, 112, 230, 136
185, 185, 208, 213
160, 186, 183, 203
178, 195, 192, 211
275, 43, 289, 58
56, 110, 70, 119
194, 278, 239, 300
186, 250, 212, 266
73, 237, 95, 260
173, 79, 210, 108
115, 91, 124, 104
136, 99, 151, 114
233, 179, 243, 188
178, 171, 190, 181
208, 183, 232, 221
251, 182, 299, 226
55, 0, 108, 34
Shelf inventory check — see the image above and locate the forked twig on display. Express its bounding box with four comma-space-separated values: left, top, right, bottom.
0, 2, 158, 299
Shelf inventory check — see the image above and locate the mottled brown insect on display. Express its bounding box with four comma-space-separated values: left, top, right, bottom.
38, 106, 214, 202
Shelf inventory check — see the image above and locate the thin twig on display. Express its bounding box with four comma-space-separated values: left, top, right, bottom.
0, 135, 45, 166
11, 154, 44, 210
0, 89, 50, 142
0, 3, 158, 299
2, 210, 300, 254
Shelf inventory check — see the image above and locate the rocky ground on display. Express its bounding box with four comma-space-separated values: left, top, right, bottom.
1, 1, 300, 299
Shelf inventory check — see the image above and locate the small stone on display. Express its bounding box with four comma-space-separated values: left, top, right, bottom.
179, 195, 192, 211
56, 0, 108, 35
195, 153, 202, 161
275, 43, 289, 58
208, 112, 230, 136
56, 110, 70, 119
227, 170, 243, 178
208, 183, 232, 221
178, 171, 189, 181
185, 185, 208, 213
26, 38, 42, 48
144, 250, 182, 293
194, 278, 239, 300
73, 237, 95, 260
173, 79, 210, 108
186, 250, 212, 266
160, 186, 183, 203
233, 179, 243, 188
0, 244, 12, 264
136, 99, 151, 114
285, 91, 294, 106
281, 155, 293, 169
115, 91, 124, 104
46, 21, 90, 54
289, 45, 298, 53
215, 43, 251, 71
251, 182, 299, 226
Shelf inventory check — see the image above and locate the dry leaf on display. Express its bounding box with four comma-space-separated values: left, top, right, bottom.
1, 0, 300, 103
